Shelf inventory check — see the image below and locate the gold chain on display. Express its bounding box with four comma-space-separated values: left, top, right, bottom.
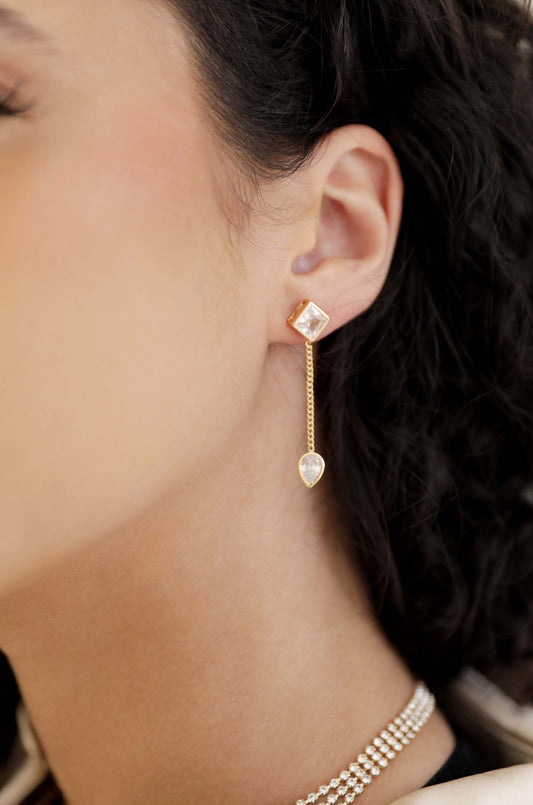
305, 340, 315, 453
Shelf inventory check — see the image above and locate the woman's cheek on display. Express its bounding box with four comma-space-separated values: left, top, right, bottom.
0, 107, 245, 587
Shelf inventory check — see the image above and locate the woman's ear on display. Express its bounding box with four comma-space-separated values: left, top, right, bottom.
267, 124, 403, 345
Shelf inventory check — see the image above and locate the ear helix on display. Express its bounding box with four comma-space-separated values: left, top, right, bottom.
286, 300, 330, 487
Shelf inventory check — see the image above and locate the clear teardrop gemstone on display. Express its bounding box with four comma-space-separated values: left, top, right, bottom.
298, 452, 325, 487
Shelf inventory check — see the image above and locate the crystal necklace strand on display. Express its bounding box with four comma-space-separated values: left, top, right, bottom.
294, 680, 436, 805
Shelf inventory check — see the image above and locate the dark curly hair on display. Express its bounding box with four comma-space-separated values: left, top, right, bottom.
1, 0, 533, 790
163, 0, 533, 686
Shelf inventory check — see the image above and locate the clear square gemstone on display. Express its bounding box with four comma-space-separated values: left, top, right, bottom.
289, 301, 330, 341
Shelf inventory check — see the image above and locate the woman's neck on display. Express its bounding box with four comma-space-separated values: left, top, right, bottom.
0, 356, 456, 804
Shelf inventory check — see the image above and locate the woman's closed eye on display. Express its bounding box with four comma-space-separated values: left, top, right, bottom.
0, 82, 32, 117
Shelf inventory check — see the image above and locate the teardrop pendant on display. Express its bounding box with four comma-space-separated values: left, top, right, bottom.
298, 451, 325, 488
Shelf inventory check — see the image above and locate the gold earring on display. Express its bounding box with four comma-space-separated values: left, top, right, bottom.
287, 299, 330, 488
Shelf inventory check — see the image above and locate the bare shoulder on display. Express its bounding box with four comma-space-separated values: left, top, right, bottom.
390, 762, 533, 804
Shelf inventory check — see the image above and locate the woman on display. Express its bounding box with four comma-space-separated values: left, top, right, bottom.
0, 0, 532, 802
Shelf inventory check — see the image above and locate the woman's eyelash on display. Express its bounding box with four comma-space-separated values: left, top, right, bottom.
0, 87, 32, 117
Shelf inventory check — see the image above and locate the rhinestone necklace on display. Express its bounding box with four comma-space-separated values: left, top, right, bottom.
294, 680, 436, 805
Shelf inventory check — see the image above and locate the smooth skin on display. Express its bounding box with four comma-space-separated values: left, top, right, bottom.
0, 2, 456, 803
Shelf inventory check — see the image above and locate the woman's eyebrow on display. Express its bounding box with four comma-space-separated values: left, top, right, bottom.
0, 5, 57, 51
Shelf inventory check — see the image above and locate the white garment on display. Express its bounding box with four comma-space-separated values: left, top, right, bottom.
0, 702, 49, 805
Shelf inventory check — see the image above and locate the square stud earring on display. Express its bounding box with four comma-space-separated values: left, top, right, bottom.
286, 300, 330, 487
